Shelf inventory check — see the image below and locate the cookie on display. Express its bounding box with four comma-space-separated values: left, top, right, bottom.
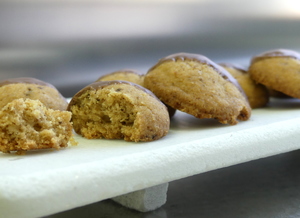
219, 63, 269, 108
144, 53, 251, 125
68, 80, 169, 142
0, 98, 74, 154
249, 49, 300, 98
0, 77, 68, 111
96, 69, 145, 87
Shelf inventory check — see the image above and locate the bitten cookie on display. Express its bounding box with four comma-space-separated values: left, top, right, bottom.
68, 80, 170, 142
144, 53, 251, 125
249, 49, 300, 98
219, 63, 269, 108
0, 77, 68, 110
0, 98, 73, 154
96, 69, 145, 87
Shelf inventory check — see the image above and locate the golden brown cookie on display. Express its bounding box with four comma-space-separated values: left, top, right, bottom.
219, 63, 269, 108
96, 69, 145, 87
96, 69, 176, 118
249, 49, 300, 98
0, 98, 73, 154
68, 80, 170, 142
144, 53, 251, 125
0, 77, 68, 111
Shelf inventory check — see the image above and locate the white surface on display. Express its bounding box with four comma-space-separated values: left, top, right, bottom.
1, 98, 300, 218
112, 183, 168, 212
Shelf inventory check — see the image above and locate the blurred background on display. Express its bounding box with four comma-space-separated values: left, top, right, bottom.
1, 0, 300, 97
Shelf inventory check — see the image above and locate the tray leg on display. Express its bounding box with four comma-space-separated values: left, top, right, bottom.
112, 183, 169, 212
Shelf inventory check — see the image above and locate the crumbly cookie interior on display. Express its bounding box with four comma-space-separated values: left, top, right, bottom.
0, 98, 73, 153
72, 89, 136, 140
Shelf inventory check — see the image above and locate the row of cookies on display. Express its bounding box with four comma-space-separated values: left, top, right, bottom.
67, 52, 256, 144
91, 48, 300, 122
81, 48, 300, 130
1, 48, 299, 153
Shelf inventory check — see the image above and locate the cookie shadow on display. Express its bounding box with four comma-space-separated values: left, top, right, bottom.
170, 112, 226, 130
267, 98, 300, 109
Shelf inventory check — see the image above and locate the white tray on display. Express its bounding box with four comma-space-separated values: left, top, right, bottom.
1, 98, 300, 217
